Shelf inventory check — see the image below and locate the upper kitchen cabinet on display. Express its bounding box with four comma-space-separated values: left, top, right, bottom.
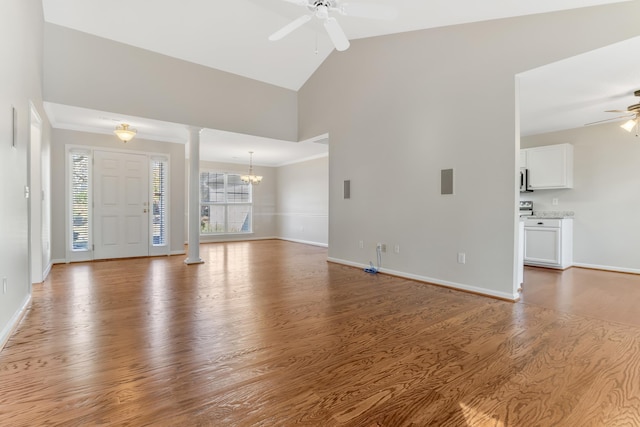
522, 143, 573, 190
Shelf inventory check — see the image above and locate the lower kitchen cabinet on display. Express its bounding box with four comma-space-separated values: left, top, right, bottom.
524, 218, 573, 269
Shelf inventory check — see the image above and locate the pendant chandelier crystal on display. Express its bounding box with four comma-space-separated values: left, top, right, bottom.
241, 151, 263, 185
114, 123, 137, 143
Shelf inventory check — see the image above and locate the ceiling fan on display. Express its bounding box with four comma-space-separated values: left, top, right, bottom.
585, 89, 640, 134
269, 0, 397, 52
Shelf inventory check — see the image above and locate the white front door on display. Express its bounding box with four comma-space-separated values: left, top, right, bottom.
93, 151, 149, 259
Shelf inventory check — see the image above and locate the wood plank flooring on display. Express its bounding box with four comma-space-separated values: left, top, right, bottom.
1, 240, 640, 426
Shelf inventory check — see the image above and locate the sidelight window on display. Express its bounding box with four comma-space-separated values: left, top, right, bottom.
151, 158, 168, 247
69, 150, 91, 251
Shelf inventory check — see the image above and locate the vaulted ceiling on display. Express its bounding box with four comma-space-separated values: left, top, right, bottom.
41, 0, 640, 161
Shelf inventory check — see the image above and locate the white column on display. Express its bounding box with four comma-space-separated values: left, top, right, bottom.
185, 127, 204, 265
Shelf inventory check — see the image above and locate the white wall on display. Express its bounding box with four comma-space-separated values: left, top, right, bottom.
197, 160, 278, 243
298, 2, 640, 300
276, 156, 328, 246
43, 24, 298, 142
521, 121, 640, 272
50, 129, 186, 261
0, 0, 47, 348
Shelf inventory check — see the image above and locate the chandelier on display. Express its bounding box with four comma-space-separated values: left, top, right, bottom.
240, 151, 263, 185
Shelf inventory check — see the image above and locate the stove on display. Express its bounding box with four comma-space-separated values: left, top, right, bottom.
519, 200, 533, 217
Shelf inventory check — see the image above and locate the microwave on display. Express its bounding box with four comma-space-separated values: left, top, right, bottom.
520, 168, 533, 192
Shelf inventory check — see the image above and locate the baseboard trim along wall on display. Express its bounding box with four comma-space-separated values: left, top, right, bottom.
0, 294, 31, 353
42, 262, 53, 282
199, 236, 280, 244
327, 257, 519, 302
278, 237, 328, 248
572, 262, 640, 275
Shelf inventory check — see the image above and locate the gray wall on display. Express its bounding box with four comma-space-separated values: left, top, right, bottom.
43, 24, 299, 142
0, 0, 48, 346
50, 129, 186, 261
298, 2, 640, 299
276, 156, 329, 246
197, 161, 278, 243
522, 121, 640, 272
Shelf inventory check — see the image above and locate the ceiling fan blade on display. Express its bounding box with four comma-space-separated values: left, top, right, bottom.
269, 14, 312, 41
584, 114, 634, 126
605, 109, 631, 113
324, 17, 350, 51
338, 2, 398, 20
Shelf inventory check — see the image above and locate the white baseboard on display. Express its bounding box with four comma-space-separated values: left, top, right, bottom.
51, 258, 67, 265
198, 236, 274, 243
572, 262, 640, 275
0, 294, 31, 353
277, 237, 328, 248
170, 250, 186, 256
327, 257, 519, 301
42, 262, 53, 281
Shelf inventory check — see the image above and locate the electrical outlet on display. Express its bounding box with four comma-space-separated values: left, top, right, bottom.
377, 243, 386, 252
2, 277, 7, 294
552, 198, 559, 206
457, 252, 466, 264
359, 240, 364, 249
394, 245, 400, 254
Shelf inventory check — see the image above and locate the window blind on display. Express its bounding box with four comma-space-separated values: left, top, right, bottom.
151, 160, 167, 246
71, 152, 89, 251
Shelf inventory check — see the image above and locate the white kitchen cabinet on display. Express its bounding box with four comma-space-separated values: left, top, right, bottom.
519, 150, 528, 168
524, 218, 573, 269
523, 143, 573, 189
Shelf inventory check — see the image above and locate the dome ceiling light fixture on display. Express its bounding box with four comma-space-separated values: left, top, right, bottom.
114, 123, 137, 143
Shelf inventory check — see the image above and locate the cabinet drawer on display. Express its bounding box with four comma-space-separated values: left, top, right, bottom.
524, 219, 561, 227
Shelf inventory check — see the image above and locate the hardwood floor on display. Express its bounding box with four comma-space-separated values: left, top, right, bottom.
520, 265, 640, 327
1, 240, 639, 426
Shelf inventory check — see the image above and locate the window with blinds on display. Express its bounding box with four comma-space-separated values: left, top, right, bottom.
200, 172, 252, 234
70, 152, 90, 251
151, 159, 168, 246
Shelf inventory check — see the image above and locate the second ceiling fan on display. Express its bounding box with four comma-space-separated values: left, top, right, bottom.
269, 0, 397, 52
585, 89, 640, 133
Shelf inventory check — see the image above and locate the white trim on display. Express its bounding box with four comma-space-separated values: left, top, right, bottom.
42, 262, 52, 281
200, 236, 279, 243
170, 249, 186, 256
572, 263, 640, 275
274, 212, 328, 218
327, 257, 519, 301
51, 258, 66, 265
275, 152, 328, 167
278, 237, 328, 248
0, 294, 31, 353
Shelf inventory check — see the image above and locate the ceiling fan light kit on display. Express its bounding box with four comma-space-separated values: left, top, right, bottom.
270, 0, 397, 52
585, 89, 640, 136
620, 118, 637, 133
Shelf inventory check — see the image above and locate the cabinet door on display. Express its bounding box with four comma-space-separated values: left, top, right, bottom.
520, 150, 528, 168
527, 145, 569, 189
524, 227, 561, 265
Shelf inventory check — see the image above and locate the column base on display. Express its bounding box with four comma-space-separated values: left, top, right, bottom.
184, 258, 204, 265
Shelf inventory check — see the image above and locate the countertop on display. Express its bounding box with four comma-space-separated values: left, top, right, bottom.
522, 211, 575, 220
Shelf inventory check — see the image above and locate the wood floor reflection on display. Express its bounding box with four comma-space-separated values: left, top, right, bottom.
1, 240, 639, 426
